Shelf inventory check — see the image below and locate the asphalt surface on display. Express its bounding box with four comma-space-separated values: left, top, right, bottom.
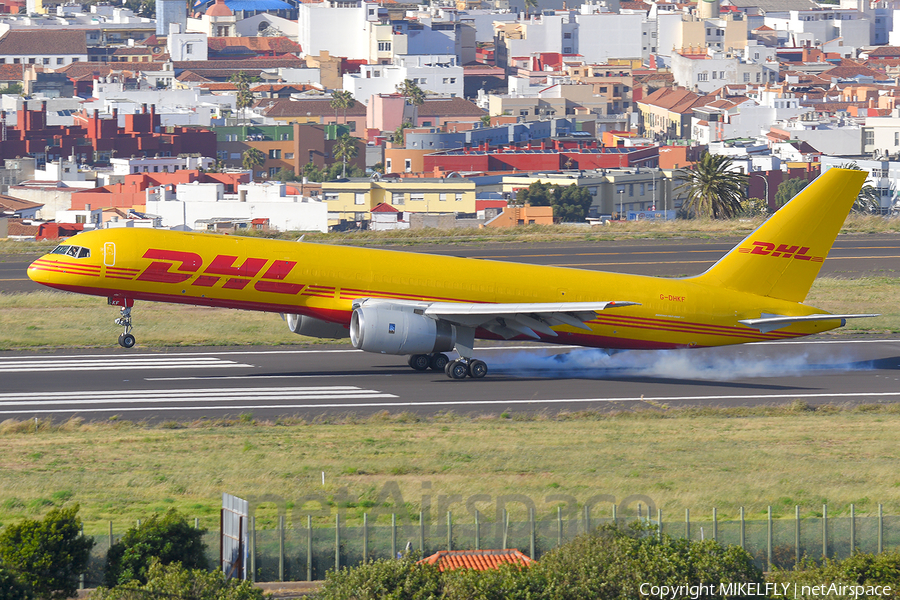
2, 234, 899, 422
0, 339, 898, 422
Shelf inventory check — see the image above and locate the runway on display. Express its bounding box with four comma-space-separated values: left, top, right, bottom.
1, 338, 898, 422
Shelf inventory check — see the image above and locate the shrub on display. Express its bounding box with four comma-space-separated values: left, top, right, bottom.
769, 551, 900, 600
316, 554, 442, 600
0, 505, 93, 600
92, 560, 264, 600
104, 509, 207, 586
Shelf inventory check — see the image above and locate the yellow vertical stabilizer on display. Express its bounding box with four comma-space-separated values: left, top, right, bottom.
689, 168, 867, 303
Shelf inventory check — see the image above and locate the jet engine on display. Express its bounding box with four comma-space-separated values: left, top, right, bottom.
350, 304, 456, 355
285, 313, 350, 339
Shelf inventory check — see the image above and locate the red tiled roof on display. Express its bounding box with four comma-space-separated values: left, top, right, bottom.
868, 46, 900, 58
419, 549, 534, 572
0, 194, 42, 212
0, 63, 23, 82
199, 82, 238, 90
177, 70, 213, 82
0, 29, 86, 55
208, 36, 302, 55
370, 202, 400, 213
263, 98, 366, 118
6, 219, 38, 237
417, 97, 486, 118
823, 64, 886, 79
173, 58, 304, 70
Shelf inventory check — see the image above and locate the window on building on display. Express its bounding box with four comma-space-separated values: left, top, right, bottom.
185, 44, 193, 55
269, 149, 281, 159
385, 158, 392, 172
756, 73, 760, 82
455, 193, 463, 201
698, 73, 708, 81
744, 72, 750, 82
628, 184, 634, 196
28, 58, 35, 64
133, 166, 139, 173
439, 193, 447, 201
410, 193, 424, 201
217, 150, 228, 160
12, 58, 19, 64
404, 158, 412, 172
392, 192, 405, 205
564, 32, 572, 38
563, 47, 572, 54
285, 152, 294, 159
153, 166, 159, 172
355, 192, 365, 205
42, 58, 49, 64
378, 41, 391, 52
281, 133, 290, 140
895, 131, 899, 146
712, 71, 717, 79
864, 129, 874, 145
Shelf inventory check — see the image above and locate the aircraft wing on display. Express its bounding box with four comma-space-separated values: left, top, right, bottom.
354, 299, 639, 340
739, 313, 879, 334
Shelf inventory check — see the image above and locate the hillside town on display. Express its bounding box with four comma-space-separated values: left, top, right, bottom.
1, 0, 900, 237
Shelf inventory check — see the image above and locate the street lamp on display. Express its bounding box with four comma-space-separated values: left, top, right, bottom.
616, 185, 625, 220
749, 172, 769, 210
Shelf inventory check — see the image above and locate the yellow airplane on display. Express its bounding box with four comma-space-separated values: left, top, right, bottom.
27, 168, 873, 379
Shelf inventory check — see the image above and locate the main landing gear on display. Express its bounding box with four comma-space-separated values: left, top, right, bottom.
109, 298, 136, 348
406, 354, 488, 379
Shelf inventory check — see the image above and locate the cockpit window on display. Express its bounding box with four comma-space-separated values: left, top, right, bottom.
50, 245, 91, 259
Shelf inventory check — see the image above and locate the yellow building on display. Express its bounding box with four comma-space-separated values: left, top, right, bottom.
321, 178, 478, 226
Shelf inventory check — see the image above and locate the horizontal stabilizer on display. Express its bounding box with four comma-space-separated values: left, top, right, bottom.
739, 313, 879, 334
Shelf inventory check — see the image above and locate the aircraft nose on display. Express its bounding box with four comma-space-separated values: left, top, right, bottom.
27, 254, 55, 285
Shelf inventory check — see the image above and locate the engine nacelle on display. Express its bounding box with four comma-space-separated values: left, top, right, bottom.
350, 305, 455, 355
285, 313, 349, 339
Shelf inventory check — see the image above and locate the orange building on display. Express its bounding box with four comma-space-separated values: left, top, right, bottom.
484, 204, 554, 228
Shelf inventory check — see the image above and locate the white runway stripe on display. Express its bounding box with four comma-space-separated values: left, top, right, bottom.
0, 386, 398, 411
0, 356, 253, 372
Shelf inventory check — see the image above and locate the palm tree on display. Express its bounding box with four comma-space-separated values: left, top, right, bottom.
329, 90, 356, 125
839, 162, 882, 214
229, 71, 255, 126
674, 152, 747, 219
524, 0, 538, 14
396, 79, 425, 107
333, 134, 358, 178
242, 147, 266, 179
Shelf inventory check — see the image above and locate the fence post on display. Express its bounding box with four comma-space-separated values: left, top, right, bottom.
557, 506, 563, 548
363, 513, 369, 564
502, 509, 508, 550
850, 504, 855, 555
529, 507, 536, 560
740, 507, 745, 550
279, 514, 285, 582
713, 507, 718, 543
795, 505, 801, 568
419, 511, 425, 553
195, 517, 200, 529
767, 506, 773, 572
447, 511, 452, 551
822, 504, 828, 559
685, 508, 690, 540
584, 504, 591, 534
307, 515, 312, 582
250, 516, 256, 583
475, 510, 480, 551
335, 514, 340, 573
612, 503, 617, 527
657, 509, 662, 541
391, 514, 397, 559
879, 504, 884, 555
109, 521, 113, 552
79, 524, 84, 590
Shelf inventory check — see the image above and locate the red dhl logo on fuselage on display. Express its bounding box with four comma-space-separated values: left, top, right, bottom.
737, 241, 825, 262
135, 249, 308, 295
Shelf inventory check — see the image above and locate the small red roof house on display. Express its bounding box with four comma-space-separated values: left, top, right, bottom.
369, 201, 408, 231
419, 549, 534, 572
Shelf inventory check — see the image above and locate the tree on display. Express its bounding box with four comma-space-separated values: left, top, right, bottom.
515, 180, 593, 222
273, 167, 297, 182
317, 554, 442, 600
392, 121, 413, 146
839, 162, 882, 213
242, 147, 266, 178
739, 196, 769, 217
674, 152, 747, 219
480, 114, 492, 127
229, 71, 256, 126
330, 90, 356, 125
0, 564, 30, 600
774, 177, 809, 210
0, 505, 93, 600
396, 79, 425, 107
93, 561, 264, 600
104, 509, 207, 587
333, 134, 359, 178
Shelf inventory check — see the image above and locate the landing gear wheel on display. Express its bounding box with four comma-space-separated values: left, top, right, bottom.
429, 353, 449, 371
467, 359, 488, 379
118, 333, 136, 349
447, 359, 469, 380
408, 354, 431, 371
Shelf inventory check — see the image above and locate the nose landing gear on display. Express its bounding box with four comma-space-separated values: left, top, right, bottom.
109, 297, 136, 348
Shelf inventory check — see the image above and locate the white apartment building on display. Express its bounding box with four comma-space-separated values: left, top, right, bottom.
671, 48, 777, 94
297, 0, 377, 61
145, 181, 328, 232
764, 9, 871, 49
343, 55, 464, 104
